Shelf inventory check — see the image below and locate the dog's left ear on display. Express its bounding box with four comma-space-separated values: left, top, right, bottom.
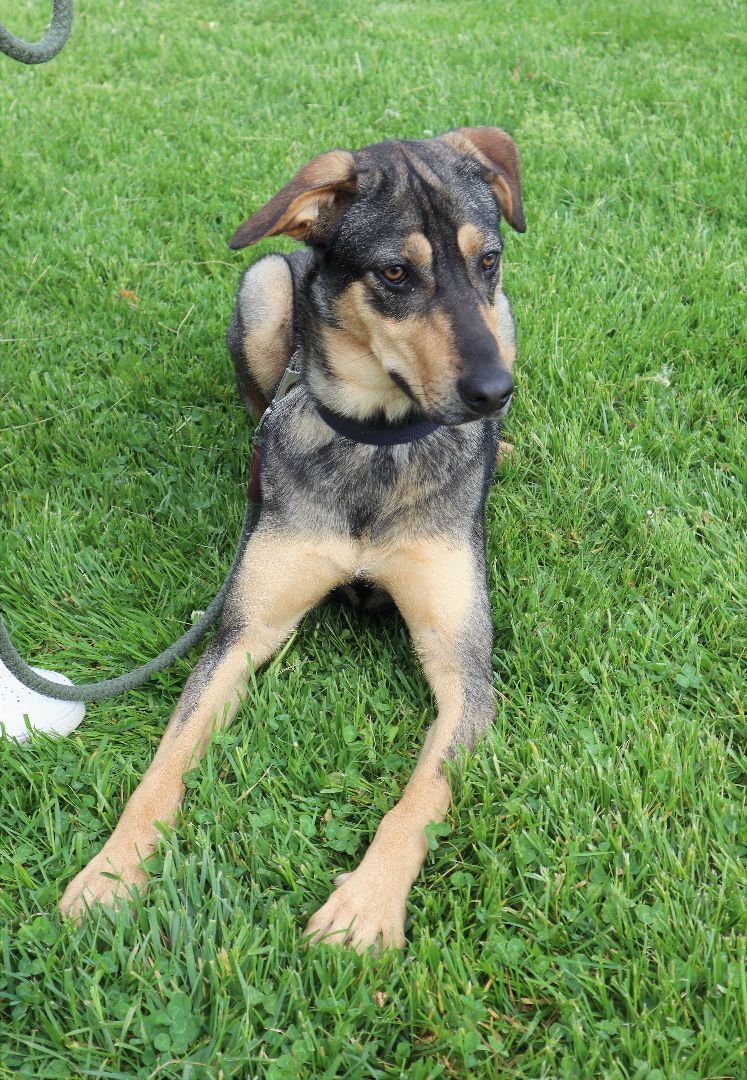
229, 150, 356, 249
441, 127, 526, 233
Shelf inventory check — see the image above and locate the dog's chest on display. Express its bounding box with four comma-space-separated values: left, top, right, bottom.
258, 394, 497, 543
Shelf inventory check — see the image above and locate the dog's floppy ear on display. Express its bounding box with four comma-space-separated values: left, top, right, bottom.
229, 150, 356, 250
441, 127, 525, 233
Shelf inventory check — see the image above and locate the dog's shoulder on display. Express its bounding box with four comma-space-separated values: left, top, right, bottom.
228, 251, 312, 416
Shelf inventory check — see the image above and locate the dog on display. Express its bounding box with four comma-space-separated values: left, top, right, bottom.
58, 126, 525, 951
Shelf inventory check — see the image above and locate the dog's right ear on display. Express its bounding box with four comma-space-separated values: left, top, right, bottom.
440, 127, 526, 233
229, 150, 356, 250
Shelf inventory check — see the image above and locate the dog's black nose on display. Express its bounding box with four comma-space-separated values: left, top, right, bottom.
457, 369, 514, 416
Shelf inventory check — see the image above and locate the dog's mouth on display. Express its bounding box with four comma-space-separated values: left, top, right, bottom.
387, 369, 421, 407
386, 368, 513, 427
424, 392, 514, 428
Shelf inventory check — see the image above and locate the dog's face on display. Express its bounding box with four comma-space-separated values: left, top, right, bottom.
230, 128, 525, 425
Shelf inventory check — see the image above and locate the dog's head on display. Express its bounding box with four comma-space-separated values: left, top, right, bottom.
230, 128, 524, 424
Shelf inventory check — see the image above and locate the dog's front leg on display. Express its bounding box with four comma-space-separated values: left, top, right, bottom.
59, 527, 355, 922
305, 538, 495, 952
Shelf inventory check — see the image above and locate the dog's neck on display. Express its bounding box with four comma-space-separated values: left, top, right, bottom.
302, 320, 417, 424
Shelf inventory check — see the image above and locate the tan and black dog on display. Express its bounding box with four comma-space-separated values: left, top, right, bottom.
59, 127, 525, 951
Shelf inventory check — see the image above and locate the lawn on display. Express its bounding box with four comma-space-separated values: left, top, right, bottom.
0, 0, 745, 1076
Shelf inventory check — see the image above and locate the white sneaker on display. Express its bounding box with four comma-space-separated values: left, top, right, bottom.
0, 657, 85, 741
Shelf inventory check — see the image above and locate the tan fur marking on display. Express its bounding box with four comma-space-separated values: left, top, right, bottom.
238, 256, 293, 397
401, 231, 433, 270
456, 222, 485, 262
404, 309, 461, 410
373, 541, 473, 748
59, 531, 357, 922
439, 130, 478, 157
489, 174, 515, 226
327, 281, 463, 418
494, 290, 517, 371
315, 323, 412, 421
304, 541, 480, 952
475, 295, 516, 373
335, 280, 376, 345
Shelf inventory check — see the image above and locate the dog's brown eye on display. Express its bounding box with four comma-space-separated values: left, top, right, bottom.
481, 251, 499, 273
380, 265, 408, 284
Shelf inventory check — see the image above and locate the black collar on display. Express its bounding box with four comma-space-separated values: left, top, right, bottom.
314, 401, 440, 446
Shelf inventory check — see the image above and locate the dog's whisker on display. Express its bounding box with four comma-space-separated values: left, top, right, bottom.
327, 348, 378, 367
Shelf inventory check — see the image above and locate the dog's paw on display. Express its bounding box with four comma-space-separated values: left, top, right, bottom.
58, 849, 149, 923
303, 870, 407, 953
495, 440, 514, 466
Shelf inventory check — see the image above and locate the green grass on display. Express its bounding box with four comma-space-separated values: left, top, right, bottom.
1, 0, 745, 1076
